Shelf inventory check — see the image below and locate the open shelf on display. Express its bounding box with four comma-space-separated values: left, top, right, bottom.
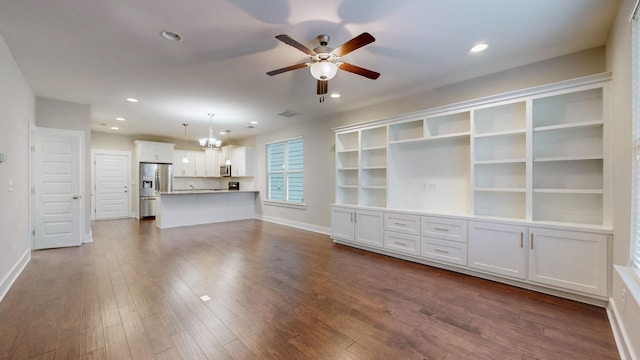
474, 191, 525, 220
474, 101, 526, 135
532, 88, 603, 128
336, 150, 359, 169
361, 126, 387, 149
425, 111, 470, 137
475, 162, 526, 189
389, 119, 424, 142
336, 131, 359, 152
474, 133, 526, 162
474, 187, 526, 193
533, 193, 602, 225
533, 125, 602, 159
533, 120, 603, 132
361, 168, 387, 188
361, 147, 386, 168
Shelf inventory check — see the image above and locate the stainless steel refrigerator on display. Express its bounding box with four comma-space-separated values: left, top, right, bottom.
139, 162, 173, 218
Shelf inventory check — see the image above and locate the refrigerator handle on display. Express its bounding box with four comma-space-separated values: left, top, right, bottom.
155, 168, 160, 192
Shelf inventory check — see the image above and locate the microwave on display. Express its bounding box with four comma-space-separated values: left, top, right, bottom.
220, 164, 231, 177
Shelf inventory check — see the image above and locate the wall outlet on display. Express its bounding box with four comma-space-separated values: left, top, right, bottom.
621, 287, 626, 306
428, 183, 436, 191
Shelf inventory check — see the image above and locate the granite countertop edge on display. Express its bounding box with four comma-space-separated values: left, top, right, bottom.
159, 190, 259, 195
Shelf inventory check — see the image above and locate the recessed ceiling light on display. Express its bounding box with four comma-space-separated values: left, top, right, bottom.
126, 97, 138, 103
116, 117, 125, 121
330, 93, 341, 98
111, 126, 119, 130
161, 31, 183, 42
219, 131, 226, 135
250, 121, 258, 125
470, 43, 488, 53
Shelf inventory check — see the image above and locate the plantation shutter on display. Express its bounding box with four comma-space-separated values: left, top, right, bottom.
286, 138, 304, 203
268, 142, 285, 201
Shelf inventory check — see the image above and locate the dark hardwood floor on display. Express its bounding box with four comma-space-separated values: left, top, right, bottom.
0, 219, 619, 359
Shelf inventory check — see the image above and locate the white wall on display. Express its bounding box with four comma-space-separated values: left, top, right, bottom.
0, 33, 34, 300
606, 0, 639, 358
254, 47, 606, 231
36, 98, 92, 242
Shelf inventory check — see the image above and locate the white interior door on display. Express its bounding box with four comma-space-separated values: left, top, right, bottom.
94, 153, 129, 219
33, 128, 83, 249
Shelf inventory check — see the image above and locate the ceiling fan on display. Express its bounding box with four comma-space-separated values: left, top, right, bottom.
266, 32, 380, 100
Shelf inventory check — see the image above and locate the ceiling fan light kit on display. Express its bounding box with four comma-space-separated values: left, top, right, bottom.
310, 61, 338, 80
267, 32, 380, 97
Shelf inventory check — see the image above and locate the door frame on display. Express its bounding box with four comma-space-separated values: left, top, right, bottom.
91, 149, 131, 220
30, 126, 85, 249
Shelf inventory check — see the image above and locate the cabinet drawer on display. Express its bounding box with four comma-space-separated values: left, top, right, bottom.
421, 216, 468, 243
421, 237, 467, 266
384, 213, 421, 235
384, 231, 420, 256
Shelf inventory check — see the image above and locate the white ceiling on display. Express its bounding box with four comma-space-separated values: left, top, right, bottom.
0, 0, 619, 143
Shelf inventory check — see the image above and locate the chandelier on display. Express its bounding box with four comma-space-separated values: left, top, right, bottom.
199, 113, 222, 149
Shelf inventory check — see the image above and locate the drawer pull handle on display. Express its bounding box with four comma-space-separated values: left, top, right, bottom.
434, 227, 449, 232
435, 249, 449, 254
394, 241, 406, 246
394, 222, 407, 226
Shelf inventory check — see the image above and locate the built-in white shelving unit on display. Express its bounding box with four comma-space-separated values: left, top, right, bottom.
332, 74, 613, 302
472, 101, 527, 220
531, 87, 604, 226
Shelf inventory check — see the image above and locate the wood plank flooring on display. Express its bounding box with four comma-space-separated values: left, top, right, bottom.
0, 219, 619, 359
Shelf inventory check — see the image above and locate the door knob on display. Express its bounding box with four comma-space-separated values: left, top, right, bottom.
73, 195, 81, 199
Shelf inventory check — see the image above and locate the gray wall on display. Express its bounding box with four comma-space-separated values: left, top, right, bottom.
0, 33, 34, 299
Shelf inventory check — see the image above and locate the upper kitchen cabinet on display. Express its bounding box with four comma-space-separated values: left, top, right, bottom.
134, 140, 175, 163
231, 146, 255, 177
205, 148, 222, 177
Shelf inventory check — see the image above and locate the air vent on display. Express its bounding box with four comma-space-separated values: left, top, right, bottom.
277, 110, 299, 118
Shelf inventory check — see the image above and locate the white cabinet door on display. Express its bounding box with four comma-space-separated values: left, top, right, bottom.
205, 149, 221, 177
155, 143, 175, 163
173, 151, 195, 177
331, 206, 355, 242
468, 221, 528, 279
135, 141, 175, 163
231, 146, 255, 177
528, 227, 608, 297
194, 152, 206, 177
354, 209, 383, 248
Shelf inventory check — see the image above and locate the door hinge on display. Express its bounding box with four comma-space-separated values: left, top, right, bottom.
31, 188, 35, 194
31, 145, 35, 152
32, 229, 35, 236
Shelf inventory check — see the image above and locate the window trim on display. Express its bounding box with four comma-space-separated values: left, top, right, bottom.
631, 5, 640, 279
265, 136, 305, 206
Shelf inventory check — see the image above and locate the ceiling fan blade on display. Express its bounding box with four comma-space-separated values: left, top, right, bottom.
317, 80, 328, 95
275, 34, 317, 56
266, 63, 309, 76
332, 32, 375, 57
338, 62, 380, 80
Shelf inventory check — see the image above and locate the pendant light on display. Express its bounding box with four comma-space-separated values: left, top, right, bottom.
181, 123, 190, 163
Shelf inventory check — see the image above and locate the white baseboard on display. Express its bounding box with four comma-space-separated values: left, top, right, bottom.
608, 300, 633, 360
82, 228, 93, 243
0, 249, 31, 303
257, 215, 330, 236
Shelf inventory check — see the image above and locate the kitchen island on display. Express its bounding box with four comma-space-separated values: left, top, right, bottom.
156, 190, 258, 229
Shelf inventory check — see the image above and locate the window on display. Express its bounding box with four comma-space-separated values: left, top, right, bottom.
632, 8, 640, 273
266, 137, 304, 205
